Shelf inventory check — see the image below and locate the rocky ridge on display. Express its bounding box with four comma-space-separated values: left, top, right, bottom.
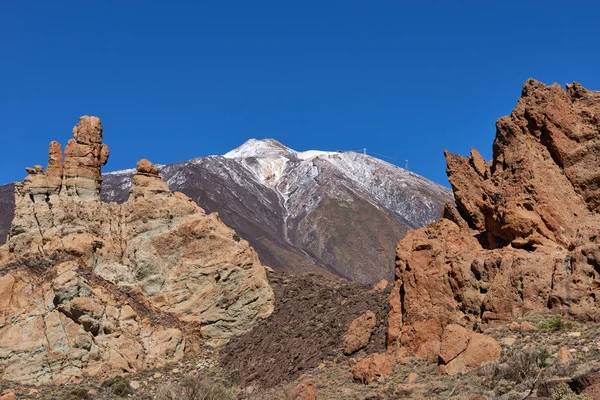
0, 117, 273, 385
387, 79, 600, 374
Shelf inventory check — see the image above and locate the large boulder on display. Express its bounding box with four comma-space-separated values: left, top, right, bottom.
387, 79, 600, 364
343, 310, 376, 355
0, 117, 274, 384
351, 353, 396, 384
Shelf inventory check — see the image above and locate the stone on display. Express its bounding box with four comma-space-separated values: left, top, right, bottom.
343, 311, 376, 355
351, 353, 396, 384
129, 380, 141, 390
387, 80, 600, 360
558, 347, 573, 363
406, 372, 418, 383
289, 379, 317, 400
0, 117, 274, 385
500, 337, 516, 347
373, 279, 388, 291
438, 324, 469, 364
437, 328, 501, 375
520, 321, 538, 332
508, 322, 521, 331
0, 390, 16, 400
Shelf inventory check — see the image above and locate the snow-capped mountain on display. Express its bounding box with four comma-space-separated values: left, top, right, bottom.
0, 139, 452, 283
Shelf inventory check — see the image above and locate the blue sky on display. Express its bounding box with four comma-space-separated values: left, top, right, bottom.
1, 1, 599, 186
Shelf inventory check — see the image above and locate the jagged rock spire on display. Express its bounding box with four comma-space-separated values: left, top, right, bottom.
63, 116, 109, 199
19, 116, 109, 202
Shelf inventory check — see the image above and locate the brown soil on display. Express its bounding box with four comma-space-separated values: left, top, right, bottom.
220, 270, 391, 389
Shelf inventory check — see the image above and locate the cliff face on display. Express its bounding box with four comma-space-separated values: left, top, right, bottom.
388, 80, 600, 361
0, 117, 273, 384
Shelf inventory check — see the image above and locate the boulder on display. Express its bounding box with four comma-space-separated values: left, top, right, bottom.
351, 353, 396, 384
438, 324, 469, 364
557, 347, 573, 363
289, 379, 317, 400
343, 310, 376, 355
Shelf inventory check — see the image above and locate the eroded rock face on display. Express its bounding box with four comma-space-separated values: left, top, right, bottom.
351, 353, 396, 384
343, 310, 376, 355
0, 117, 274, 384
388, 79, 600, 370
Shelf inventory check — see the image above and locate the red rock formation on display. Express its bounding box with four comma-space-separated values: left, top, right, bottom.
388, 79, 600, 373
343, 310, 376, 355
351, 353, 396, 384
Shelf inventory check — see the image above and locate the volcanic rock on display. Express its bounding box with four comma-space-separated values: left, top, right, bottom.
0, 117, 274, 384
388, 79, 600, 366
343, 310, 377, 355
351, 353, 396, 384
289, 379, 317, 400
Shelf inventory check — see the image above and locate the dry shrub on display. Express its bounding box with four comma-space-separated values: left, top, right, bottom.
539, 315, 573, 332
479, 347, 580, 397
551, 382, 591, 400
101, 376, 133, 397
156, 375, 235, 400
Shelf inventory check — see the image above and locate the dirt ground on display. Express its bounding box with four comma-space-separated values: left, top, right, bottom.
221, 270, 391, 389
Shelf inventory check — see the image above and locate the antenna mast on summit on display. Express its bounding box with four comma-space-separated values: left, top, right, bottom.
363, 148, 367, 155
405, 160, 409, 170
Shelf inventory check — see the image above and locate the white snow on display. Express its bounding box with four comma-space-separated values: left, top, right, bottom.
104, 138, 452, 231
221, 139, 452, 228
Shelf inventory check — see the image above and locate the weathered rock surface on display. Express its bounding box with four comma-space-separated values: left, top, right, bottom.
351, 353, 396, 384
343, 310, 376, 355
0, 117, 274, 384
388, 79, 600, 370
289, 379, 317, 400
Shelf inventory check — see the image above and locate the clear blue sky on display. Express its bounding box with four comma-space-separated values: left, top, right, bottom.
1, 1, 599, 186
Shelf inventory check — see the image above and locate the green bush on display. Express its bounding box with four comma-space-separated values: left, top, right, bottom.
539, 315, 573, 332
101, 376, 133, 397
551, 382, 591, 400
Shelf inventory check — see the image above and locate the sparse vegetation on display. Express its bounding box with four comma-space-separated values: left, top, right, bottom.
479, 347, 550, 388
101, 376, 133, 397
539, 315, 574, 332
69, 388, 90, 399
551, 382, 591, 400
155, 376, 235, 400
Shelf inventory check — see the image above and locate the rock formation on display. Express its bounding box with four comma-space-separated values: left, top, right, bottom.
343, 310, 376, 355
0, 117, 274, 384
387, 79, 600, 373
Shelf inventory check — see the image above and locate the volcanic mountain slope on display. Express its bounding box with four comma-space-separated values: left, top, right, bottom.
0, 139, 451, 283
103, 139, 452, 283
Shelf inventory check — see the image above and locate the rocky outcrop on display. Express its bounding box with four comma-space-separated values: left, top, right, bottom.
351, 353, 396, 384
387, 79, 600, 372
343, 311, 376, 355
0, 117, 274, 384
289, 379, 317, 400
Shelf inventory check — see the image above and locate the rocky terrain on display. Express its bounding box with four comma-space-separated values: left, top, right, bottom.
0, 117, 273, 385
5, 79, 600, 400
1, 138, 451, 284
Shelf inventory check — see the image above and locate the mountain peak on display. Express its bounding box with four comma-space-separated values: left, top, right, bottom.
224, 138, 293, 159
